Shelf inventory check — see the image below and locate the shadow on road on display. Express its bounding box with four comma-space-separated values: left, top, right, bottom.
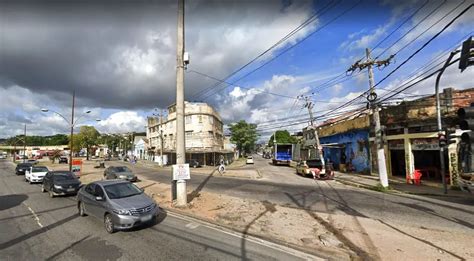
240, 200, 277, 261
46, 235, 91, 261
0, 213, 79, 250
285, 190, 375, 260
187, 170, 215, 203
0, 194, 28, 211
0, 204, 76, 222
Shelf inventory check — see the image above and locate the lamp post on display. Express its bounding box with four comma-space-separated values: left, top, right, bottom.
41, 91, 100, 171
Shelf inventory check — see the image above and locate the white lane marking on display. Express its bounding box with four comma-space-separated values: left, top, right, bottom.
185, 222, 200, 229
22, 202, 44, 228
168, 212, 322, 260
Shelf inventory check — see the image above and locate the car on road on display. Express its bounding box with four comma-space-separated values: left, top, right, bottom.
27, 159, 39, 165
246, 156, 254, 164
41, 171, 82, 197
0, 153, 7, 159
76, 180, 159, 233
58, 156, 68, 164
16, 155, 28, 160
188, 159, 201, 168
15, 162, 33, 175
25, 165, 49, 183
296, 159, 332, 179
103, 166, 137, 182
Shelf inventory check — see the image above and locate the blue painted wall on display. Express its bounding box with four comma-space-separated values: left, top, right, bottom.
320, 130, 371, 174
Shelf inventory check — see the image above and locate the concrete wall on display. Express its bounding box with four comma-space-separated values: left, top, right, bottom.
320, 130, 371, 173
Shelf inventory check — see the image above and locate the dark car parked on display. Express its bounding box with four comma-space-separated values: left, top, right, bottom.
15, 163, 33, 175
188, 159, 201, 168
76, 180, 159, 233
58, 156, 68, 164
41, 171, 81, 198
104, 166, 137, 182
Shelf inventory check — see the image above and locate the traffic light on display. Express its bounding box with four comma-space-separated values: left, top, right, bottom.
458, 104, 474, 173
459, 36, 474, 72
457, 104, 474, 131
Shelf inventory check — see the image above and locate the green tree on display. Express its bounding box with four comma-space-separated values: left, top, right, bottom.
229, 120, 258, 156
268, 130, 298, 147
75, 126, 100, 160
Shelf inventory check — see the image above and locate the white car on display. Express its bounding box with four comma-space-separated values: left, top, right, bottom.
246, 156, 254, 164
25, 166, 49, 184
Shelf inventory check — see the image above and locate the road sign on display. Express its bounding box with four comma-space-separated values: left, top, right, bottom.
72, 159, 82, 176
172, 164, 190, 180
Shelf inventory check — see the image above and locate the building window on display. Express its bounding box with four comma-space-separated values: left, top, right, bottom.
186, 131, 193, 136
186, 115, 192, 124
198, 115, 203, 123
209, 116, 214, 124
208, 131, 214, 137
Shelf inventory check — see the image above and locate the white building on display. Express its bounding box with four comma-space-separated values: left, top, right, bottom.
147, 102, 233, 165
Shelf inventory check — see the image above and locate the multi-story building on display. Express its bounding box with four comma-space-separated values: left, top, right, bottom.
147, 102, 233, 165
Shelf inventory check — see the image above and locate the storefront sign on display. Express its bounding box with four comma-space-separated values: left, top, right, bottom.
173, 164, 190, 180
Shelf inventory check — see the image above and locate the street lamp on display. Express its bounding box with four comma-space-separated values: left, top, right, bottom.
41, 90, 100, 171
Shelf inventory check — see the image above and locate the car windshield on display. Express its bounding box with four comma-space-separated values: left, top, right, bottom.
53, 173, 76, 181
104, 182, 142, 199
306, 160, 323, 168
32, 167, 48, 172
114, 167, 130, 172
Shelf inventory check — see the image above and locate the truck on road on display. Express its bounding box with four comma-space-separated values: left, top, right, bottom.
272, 144, 294, 166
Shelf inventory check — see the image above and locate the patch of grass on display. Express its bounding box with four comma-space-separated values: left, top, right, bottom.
449, 185, 461, 191
369, 184, 393, 192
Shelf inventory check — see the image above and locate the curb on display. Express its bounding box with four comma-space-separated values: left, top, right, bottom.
161, 206, 349, 260
336, 178, 466, 198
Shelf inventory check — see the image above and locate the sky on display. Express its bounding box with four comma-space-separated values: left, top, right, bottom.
0, 0, 473, 141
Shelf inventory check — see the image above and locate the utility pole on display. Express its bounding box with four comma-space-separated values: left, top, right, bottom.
23, 124, 27, 163
160, 110, 164, 167
348, 49, 393, 187
69, 90, 75, 172
175, 0, 187, 207
301, 95, 322, 161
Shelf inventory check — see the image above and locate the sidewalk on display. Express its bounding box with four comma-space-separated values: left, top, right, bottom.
334, 172, 473, 198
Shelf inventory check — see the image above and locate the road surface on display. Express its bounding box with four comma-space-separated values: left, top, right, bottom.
0, 159, 319, 261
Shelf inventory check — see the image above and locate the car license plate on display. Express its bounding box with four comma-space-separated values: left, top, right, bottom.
140, 214, 152, 222
67, 188, 75, 192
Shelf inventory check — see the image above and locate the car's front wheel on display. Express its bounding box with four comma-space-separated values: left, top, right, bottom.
104, 214, 115, 234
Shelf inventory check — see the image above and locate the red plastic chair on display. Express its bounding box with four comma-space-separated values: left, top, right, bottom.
412, 170, 422, 185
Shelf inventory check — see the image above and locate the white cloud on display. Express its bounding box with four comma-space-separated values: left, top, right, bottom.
97, 111, 146, 134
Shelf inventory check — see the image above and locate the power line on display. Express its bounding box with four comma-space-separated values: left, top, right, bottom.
372, 3, 473, 89
190, 0, 340, 100
197, 1, 362, 101
306, 0, 431, 95
374, 0, 448, 59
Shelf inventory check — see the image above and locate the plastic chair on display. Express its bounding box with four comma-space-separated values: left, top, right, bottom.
412, 170, 422, 185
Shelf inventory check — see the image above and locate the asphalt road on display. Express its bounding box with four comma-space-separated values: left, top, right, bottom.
0, 159, 319, 261
125, 156, 474, 235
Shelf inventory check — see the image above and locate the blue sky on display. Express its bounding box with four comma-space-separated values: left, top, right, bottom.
0, 0, 473, 139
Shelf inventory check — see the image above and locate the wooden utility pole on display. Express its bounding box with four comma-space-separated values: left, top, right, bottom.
175, 0, 187, 206
348, 49, 393, 187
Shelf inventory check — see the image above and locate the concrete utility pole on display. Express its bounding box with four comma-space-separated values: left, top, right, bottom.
160, 110, 164, 167
348, 49, 393, 187
69, 90, 75, 172
301, 96, 322, 159
23, 124, 26, 163
175, 0, 187, 206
